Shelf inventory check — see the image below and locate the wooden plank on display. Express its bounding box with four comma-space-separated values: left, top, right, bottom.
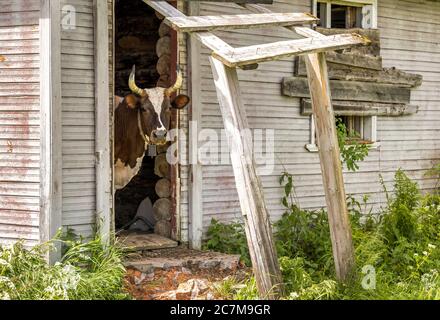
209, 56, 283, 299
325, 52, 382, 70
304, 52, 354, 282
40, 0, 62, 263
165, 12, 318, 32
242, 3, 327, 39
283, 77, 411, 104
297, 61, 423, 87
117, 232, 178, 252
213, 34, 370, 68
301, 99, 419, 116
144, 0, 234, 54
94, 0, 111, 244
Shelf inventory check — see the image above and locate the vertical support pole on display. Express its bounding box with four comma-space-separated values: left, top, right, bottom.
94, 0, 111, 244
188, 1, 203, 249
209, 57, 284, 299
40, 0, 62, 263
304, 52, 355, 282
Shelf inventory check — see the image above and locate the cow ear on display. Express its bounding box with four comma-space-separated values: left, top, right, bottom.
125, 94, 138, 109
172, 95, 190, 110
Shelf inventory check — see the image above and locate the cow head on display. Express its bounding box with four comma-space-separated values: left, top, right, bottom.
127, 65, 190, 145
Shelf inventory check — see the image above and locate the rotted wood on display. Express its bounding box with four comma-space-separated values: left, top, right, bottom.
316, 27, 381, 56
209, 56, 284, 299
155, 220, 172, 238
325, 51, 382, 70
301, 99, 419, 116
297, 61, 423, 87
164, 12, 318, 32
304, 52, 355, 282
283, 76, 411, 104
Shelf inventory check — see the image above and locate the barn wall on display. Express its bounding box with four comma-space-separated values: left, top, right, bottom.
183, 0, 440, 240
0, 0, 41, 246
60, 0, 96, 238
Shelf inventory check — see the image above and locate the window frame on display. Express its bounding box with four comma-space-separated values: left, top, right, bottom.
306, 0, 379, 153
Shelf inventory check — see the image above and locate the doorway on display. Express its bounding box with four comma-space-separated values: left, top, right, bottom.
113, 0, 178, 245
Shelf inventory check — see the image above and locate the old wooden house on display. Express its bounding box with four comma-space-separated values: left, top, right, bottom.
0, 0, 438, 251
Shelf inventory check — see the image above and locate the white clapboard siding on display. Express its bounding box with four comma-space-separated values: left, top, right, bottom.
60, 0, 96, 239
0, 0, 41, 247
181, 0, 440, 239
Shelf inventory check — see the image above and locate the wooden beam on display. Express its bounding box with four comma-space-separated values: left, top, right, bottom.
209, 56, 284, 299
297, 61, 423, 87
145, 0, 234, 54
242, 3, 327, 39
304, 52, 355, 282
283, 77, 411, 104
40, 0, 62, 263
213, 33, 370, 68
325, 51, 382, 70
94, 0, 111, 244
301, 99, 419, 116
165, 12, 318, 32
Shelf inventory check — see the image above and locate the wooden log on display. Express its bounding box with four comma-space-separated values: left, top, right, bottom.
301, 99, 419, 116
209, 56, 284, 299
154, 220, 171, 238
153, 198, 172, 221
156, 35, 171, 57
154, 153, 170, 179
164, 12, 318, 33
212, 33, 370, 68
158, 21, 171, 37
297, 61, 423, 88
155, 178, 171, 198
157, 74, 170, 88
282, 77, 411, 104
304, 52, 355, 282
156, 54, 171, 76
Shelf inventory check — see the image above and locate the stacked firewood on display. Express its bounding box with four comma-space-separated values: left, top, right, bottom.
156, 19, 171, 88
153, 149, 172, 238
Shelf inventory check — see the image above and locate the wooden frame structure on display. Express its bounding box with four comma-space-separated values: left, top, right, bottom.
144, 0, 369, 298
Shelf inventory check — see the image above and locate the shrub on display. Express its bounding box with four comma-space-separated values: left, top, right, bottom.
0, 235, 129, 300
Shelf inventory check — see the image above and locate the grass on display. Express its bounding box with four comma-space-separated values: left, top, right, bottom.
207, 169, 440, 300
0, 233, 130, 300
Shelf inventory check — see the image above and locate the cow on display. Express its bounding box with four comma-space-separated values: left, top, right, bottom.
114, 65, 190, 190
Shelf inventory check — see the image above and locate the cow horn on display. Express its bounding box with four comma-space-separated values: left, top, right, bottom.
165, 66, 183, 96
129, 65, 146, 97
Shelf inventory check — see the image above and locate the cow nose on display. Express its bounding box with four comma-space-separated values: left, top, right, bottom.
153, 130, 167, 139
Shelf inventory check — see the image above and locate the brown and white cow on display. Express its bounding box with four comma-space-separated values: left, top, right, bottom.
114, 65, 190, 190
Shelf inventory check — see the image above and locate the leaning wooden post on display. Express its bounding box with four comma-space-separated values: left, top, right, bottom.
304, 52, 355, 282
209, 56, 284, 299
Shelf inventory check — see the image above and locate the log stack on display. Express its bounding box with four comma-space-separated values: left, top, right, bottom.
153, 148, 172, 238
156, 19, 171, 88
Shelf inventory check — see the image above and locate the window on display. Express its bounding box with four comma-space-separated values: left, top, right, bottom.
306, 0, 379, 153
313, 0, 377, 29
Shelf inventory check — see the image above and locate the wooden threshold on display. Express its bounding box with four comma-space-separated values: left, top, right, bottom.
213, 33, 370, 68
117, 231, 178, 252
165, 12, 318, 32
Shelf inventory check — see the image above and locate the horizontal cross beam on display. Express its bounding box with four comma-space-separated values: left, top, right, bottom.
213, 34, 370, 67
165, 12, 318, 32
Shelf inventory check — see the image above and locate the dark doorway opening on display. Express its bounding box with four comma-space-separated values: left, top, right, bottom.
113, 0, 175, 243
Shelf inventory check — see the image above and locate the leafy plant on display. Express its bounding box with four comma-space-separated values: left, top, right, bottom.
0, 234, 129, 300
203, 218, 251, 266
336, 117, 370, 172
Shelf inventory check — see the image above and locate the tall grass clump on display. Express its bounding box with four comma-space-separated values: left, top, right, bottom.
205, 169, 440, 300
0, 233, 129, 300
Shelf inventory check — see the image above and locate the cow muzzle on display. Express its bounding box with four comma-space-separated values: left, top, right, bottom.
150, 130, 168, 145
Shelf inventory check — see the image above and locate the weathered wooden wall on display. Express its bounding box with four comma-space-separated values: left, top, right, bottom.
181, 0, 440, 241
0, 0, 41, 246
60, 0, 96, 238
